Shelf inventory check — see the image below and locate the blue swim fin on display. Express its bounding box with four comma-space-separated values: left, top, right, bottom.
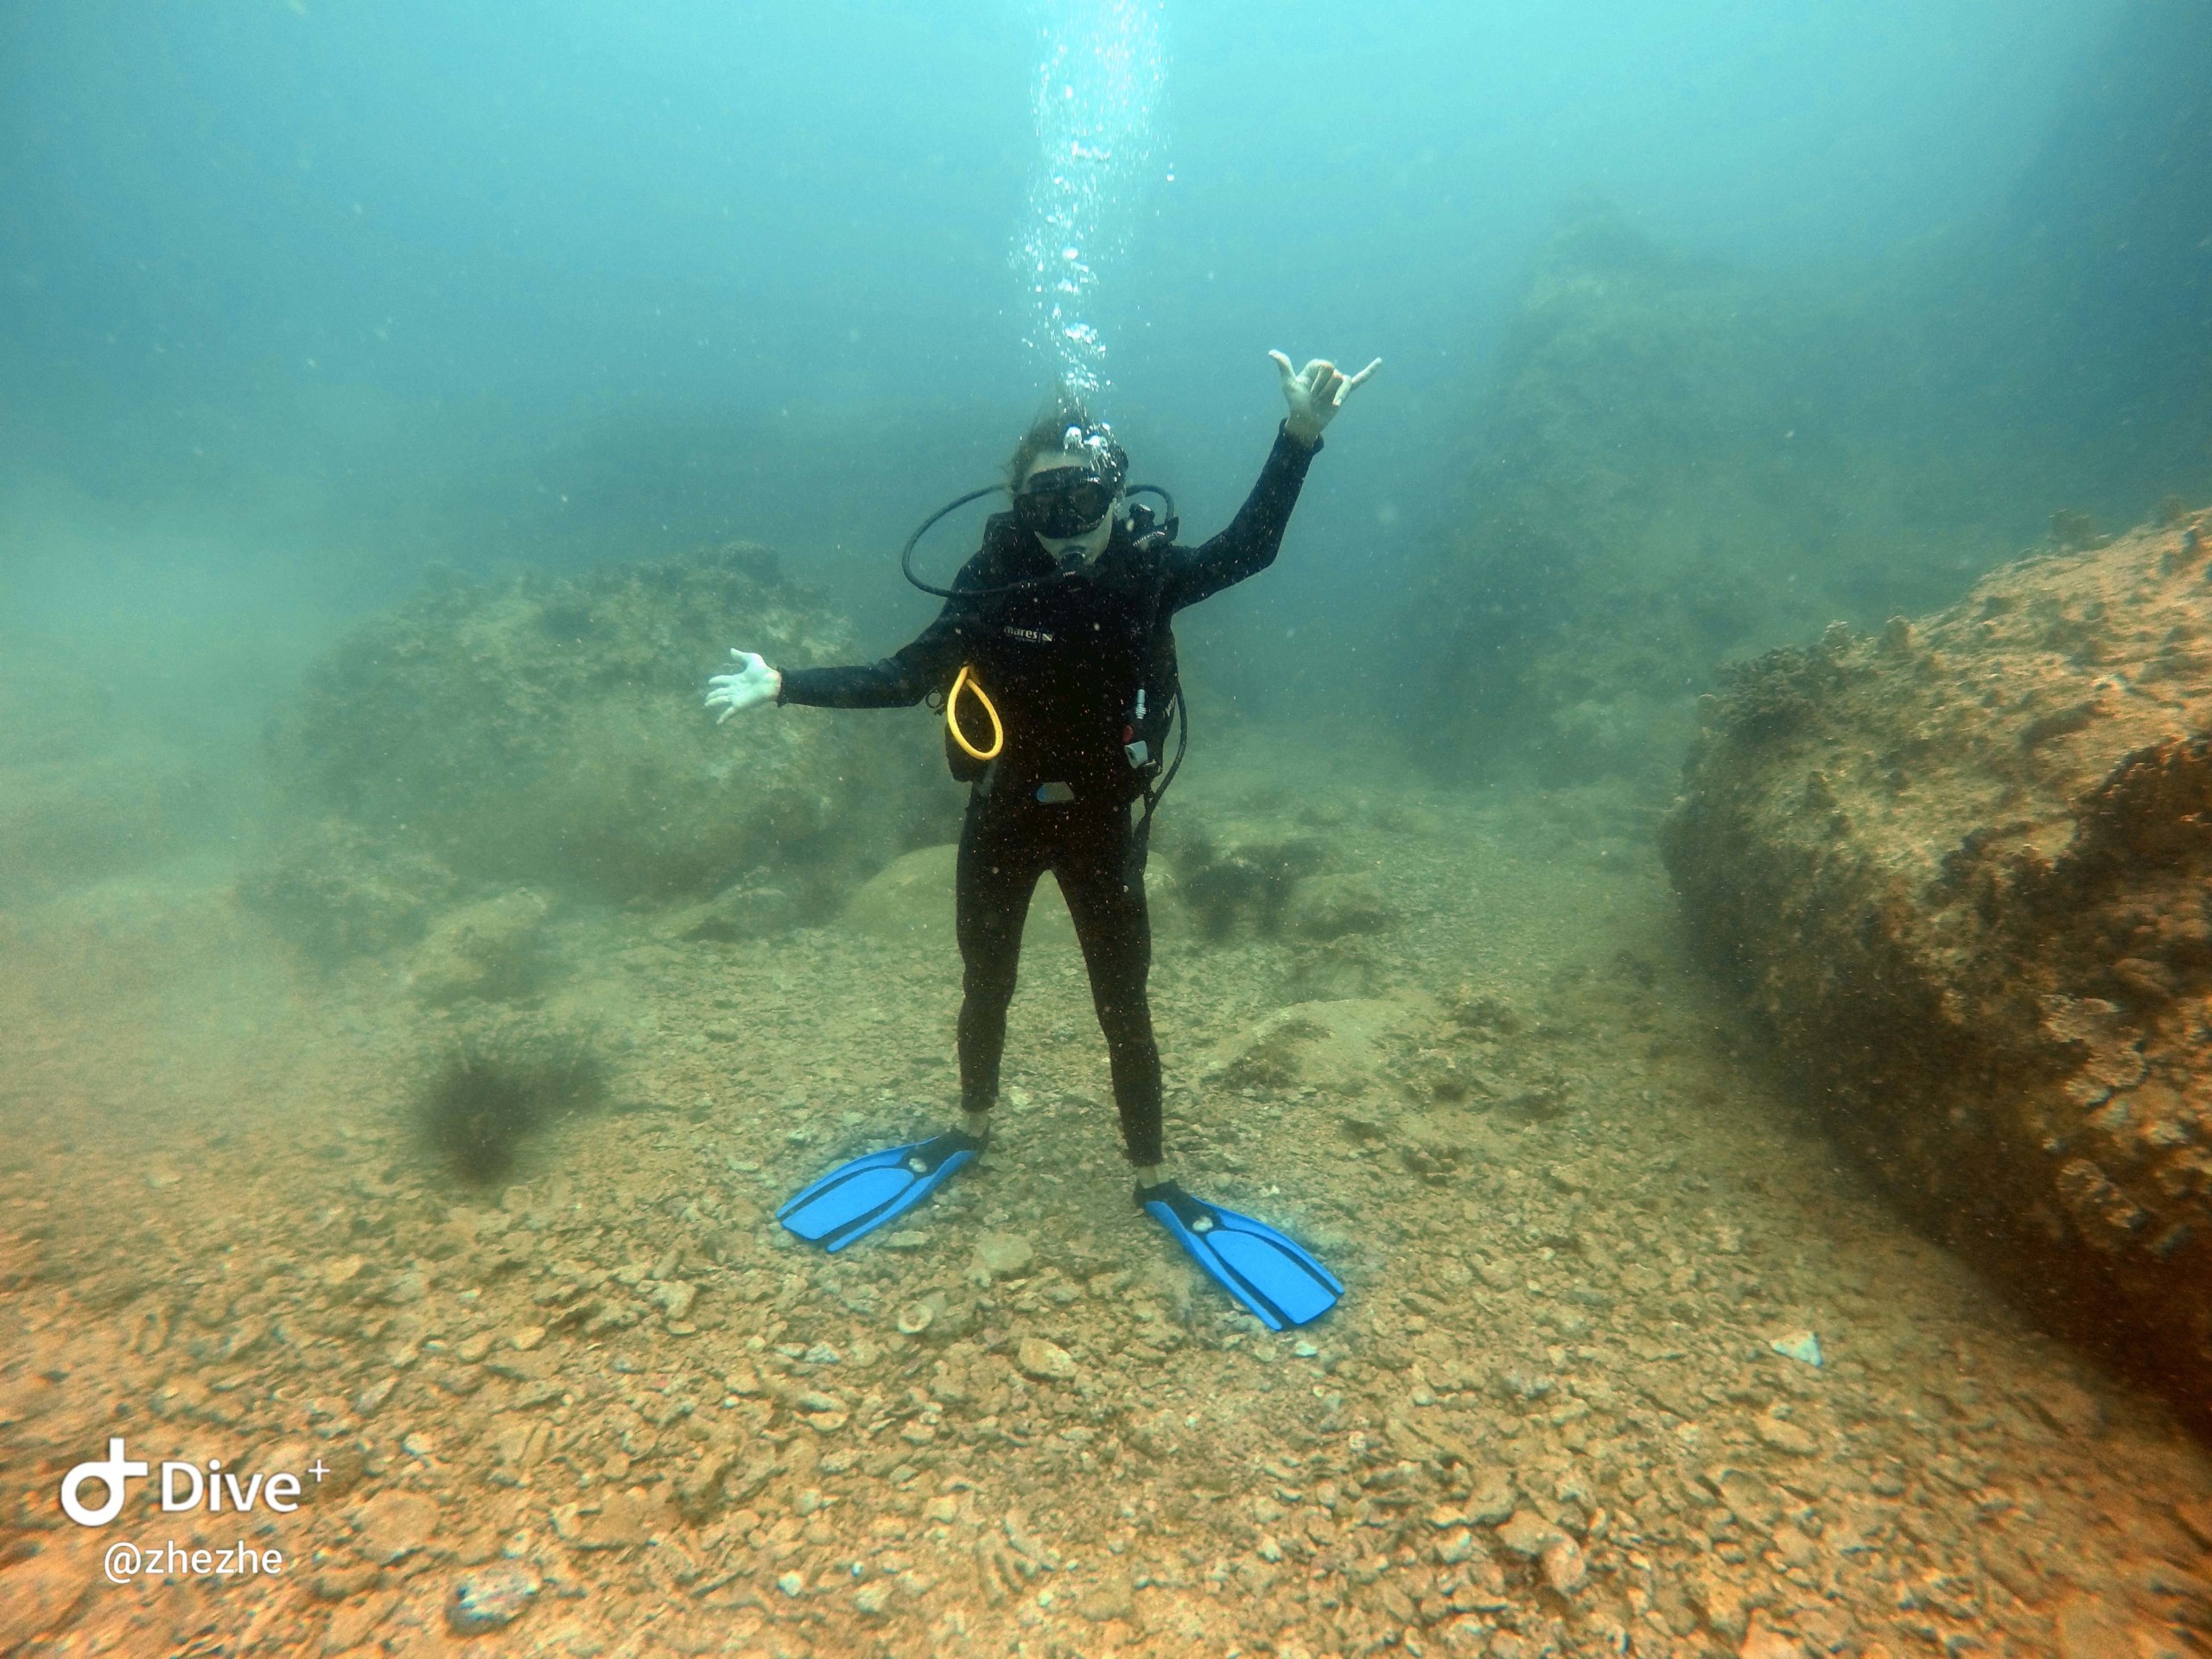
777, 1130, 981, 1252
1140, 1181, 1344, 1331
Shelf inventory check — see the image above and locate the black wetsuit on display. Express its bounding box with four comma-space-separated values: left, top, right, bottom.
778, 424, 1319, 1165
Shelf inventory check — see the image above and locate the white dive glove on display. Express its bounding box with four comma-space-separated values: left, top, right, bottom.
1270, 350, 1382, 445
705, 649, 782, 723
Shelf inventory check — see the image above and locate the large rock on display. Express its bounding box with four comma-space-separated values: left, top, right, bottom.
267, 543, 956, 907
1662, 512, 2212, 1427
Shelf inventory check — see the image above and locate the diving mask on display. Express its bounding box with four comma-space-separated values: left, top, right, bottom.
1014, 423, 1128, 539
1014, 470, 1118, 538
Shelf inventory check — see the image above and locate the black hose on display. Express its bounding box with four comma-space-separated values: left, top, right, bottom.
899, 483, 1180, 600
899, 486, 1007, 599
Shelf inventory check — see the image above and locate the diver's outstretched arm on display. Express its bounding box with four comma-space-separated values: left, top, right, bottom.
708, 594, 981, 719
1164, 348, 1380, 611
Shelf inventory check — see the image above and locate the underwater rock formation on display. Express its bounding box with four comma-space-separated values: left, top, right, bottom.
1663, 510, 2212, 1424
1405, 211, 2024, 786
268, 543, 954, 912
1408, 73, 2212, 791
237, 818, 460, 962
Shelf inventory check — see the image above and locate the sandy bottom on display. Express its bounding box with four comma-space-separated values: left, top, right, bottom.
2, 741, 2209, 1659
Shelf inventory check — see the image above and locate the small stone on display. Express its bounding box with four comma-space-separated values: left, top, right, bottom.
446, 1561, 541, 1634
647, 1281, 696, 1320
885, 1230, 930, 1250
973, 1232, 1036, 1281
1692, 1571, 1748, 1641
511, 1325, 545, 1352
1081, 1573, 1138, 1623
1437, 1528, 1476, 1565
1740, 1613, 1808, 1659
1493, 1510, 1567, 1559
351, 1490, 442, 1564
853, 1582, 891, 1617
777, 1571, 805, 1598
1467, 1467, 1517, 1525
1755, 1412, 1819, 1455
1016, 1337, 1077, 1382
323, 1255, 365, 1287
895, 1301, 936, 1337
1541, 1535, 1587, 1595
1769, 1330, 1822, 1368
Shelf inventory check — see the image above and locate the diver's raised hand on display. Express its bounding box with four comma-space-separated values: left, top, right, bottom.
1270, 351, 1382, 445
706, 649, 781, 722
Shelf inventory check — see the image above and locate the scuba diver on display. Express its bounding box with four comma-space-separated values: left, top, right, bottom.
703, 350, 1379, 1330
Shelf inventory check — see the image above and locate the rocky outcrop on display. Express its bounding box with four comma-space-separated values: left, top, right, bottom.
264, 543, 957, 913
1663, 510, 2212, 1424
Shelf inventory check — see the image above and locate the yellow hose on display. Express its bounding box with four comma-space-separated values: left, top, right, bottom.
946, 665, 1003, 761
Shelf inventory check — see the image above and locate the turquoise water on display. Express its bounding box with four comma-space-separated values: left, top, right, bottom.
3, 4, 2210, 1656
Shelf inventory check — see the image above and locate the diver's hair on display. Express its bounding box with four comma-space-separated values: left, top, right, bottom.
1005, 385, 1096, 488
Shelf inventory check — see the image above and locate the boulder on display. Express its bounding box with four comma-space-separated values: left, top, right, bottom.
1662, 512, 2212, 1428
406, 889, 550, 1005
268, 543, 956, 906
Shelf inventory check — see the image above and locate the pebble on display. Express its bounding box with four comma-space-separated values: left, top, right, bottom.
894, 1300, 936, 1336
1493, 1510, 1567, 1559
446, 1561, 540, 1634
1770, 1330, 1823, 1367
1540, 1536, 1587, 1594
777, 1571, 804, 1598
647, 1281, 696, 1319
1755, 1412, 1820, 1455
1016, 1337, 1077, 1381
973, 1232, 1036, 1281
350, 1490, 442, 1565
